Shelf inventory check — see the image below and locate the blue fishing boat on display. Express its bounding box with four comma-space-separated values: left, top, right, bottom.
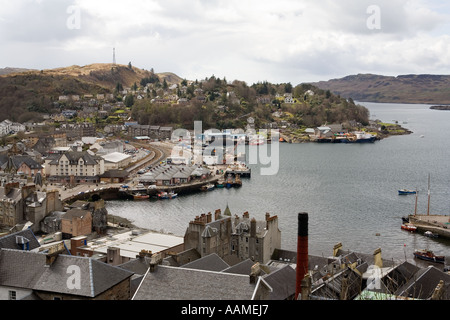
398, 189, 416, 195
226, 174, 233, 188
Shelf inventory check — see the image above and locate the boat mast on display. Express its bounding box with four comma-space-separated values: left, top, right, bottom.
427, 173, 431, 216
414, 188, 418, 217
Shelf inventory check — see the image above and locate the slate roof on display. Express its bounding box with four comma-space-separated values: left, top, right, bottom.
0, 249, 133, 298
380, 261, 420, 294
11, 155, 42, 170
132, 264, 256, 300
100, 169, 129, 178
62, 208, 91, 220
118, 257, 151, 275
49, 152, 99, 165
394, 265, 450, 300
182, 253, 229, 272
0, 229, 40, 251
260, 264, 296, 300
221, 258, 256, 275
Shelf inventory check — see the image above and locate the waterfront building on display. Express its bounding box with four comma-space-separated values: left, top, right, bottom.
46, 151, 105, 184
139, 163, 211, 186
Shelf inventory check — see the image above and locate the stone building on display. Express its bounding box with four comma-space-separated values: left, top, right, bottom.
0, 183, 24, 229
230, 212, 282, 264
183, 208, 282, 265
184, 210, 233, 262
24, 188, 63, 233
61, 208, 92, 238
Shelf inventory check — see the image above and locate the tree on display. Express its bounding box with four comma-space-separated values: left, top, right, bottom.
128, 62, 132, 69
285, 82, 293, 93
124, 94, 134, 108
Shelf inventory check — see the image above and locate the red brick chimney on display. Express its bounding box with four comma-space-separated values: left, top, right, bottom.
295, 212, 308, 300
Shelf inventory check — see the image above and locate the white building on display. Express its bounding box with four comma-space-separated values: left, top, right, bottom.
101, 152, 132, 170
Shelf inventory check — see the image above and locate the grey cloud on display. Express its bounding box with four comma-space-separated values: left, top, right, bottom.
0, 0, 92, 43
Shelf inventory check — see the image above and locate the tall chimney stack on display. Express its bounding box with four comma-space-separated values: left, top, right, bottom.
295, 212, 308, 299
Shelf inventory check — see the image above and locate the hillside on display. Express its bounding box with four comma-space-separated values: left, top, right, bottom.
0, 67, 37, 76
312, 74, 450, 104
131, 77, 370, 132
0, 63, 181, 122
0, 63, 371, 132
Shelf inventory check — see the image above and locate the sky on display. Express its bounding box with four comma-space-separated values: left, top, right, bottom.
1, 0, 450, 85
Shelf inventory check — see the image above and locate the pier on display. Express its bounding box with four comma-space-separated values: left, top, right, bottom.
408, 214, 450, 239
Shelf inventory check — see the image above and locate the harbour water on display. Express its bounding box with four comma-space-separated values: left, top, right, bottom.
106, 102, 450, 262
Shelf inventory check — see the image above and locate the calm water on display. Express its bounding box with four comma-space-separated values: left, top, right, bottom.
106, 102, 450, 262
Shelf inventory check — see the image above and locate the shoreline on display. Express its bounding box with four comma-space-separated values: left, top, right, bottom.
279, 128, 412, 144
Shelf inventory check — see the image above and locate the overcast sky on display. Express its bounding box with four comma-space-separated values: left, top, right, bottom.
1, 0, 450, 84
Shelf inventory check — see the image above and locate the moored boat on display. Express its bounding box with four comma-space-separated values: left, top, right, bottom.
226, 174, 233, 188
413, 249, 445, 263
401, 223, 417, 232
133, 193, 149, 200
158, 191, 178, 199
398, 189, 417, 195
233, 174, 242, 187
342, 131, 376, 143
216, 179, 225, 188
201, 183, 215, 191
424, 231, 438, 238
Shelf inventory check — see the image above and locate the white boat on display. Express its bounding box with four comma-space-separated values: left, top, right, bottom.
201, 184, 215, 191
424, 231, 438, 238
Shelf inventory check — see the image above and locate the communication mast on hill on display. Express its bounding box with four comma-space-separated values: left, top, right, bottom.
113, 48, 116, 65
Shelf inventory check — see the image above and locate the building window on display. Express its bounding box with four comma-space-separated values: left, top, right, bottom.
9, 290, 16, 300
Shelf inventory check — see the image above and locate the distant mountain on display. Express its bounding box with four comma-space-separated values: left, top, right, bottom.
311, 74, 450, 104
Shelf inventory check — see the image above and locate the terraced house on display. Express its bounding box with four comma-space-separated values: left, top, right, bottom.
46, 151, 105, 184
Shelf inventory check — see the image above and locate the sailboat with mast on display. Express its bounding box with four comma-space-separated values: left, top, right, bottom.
401, 174, 431, 231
